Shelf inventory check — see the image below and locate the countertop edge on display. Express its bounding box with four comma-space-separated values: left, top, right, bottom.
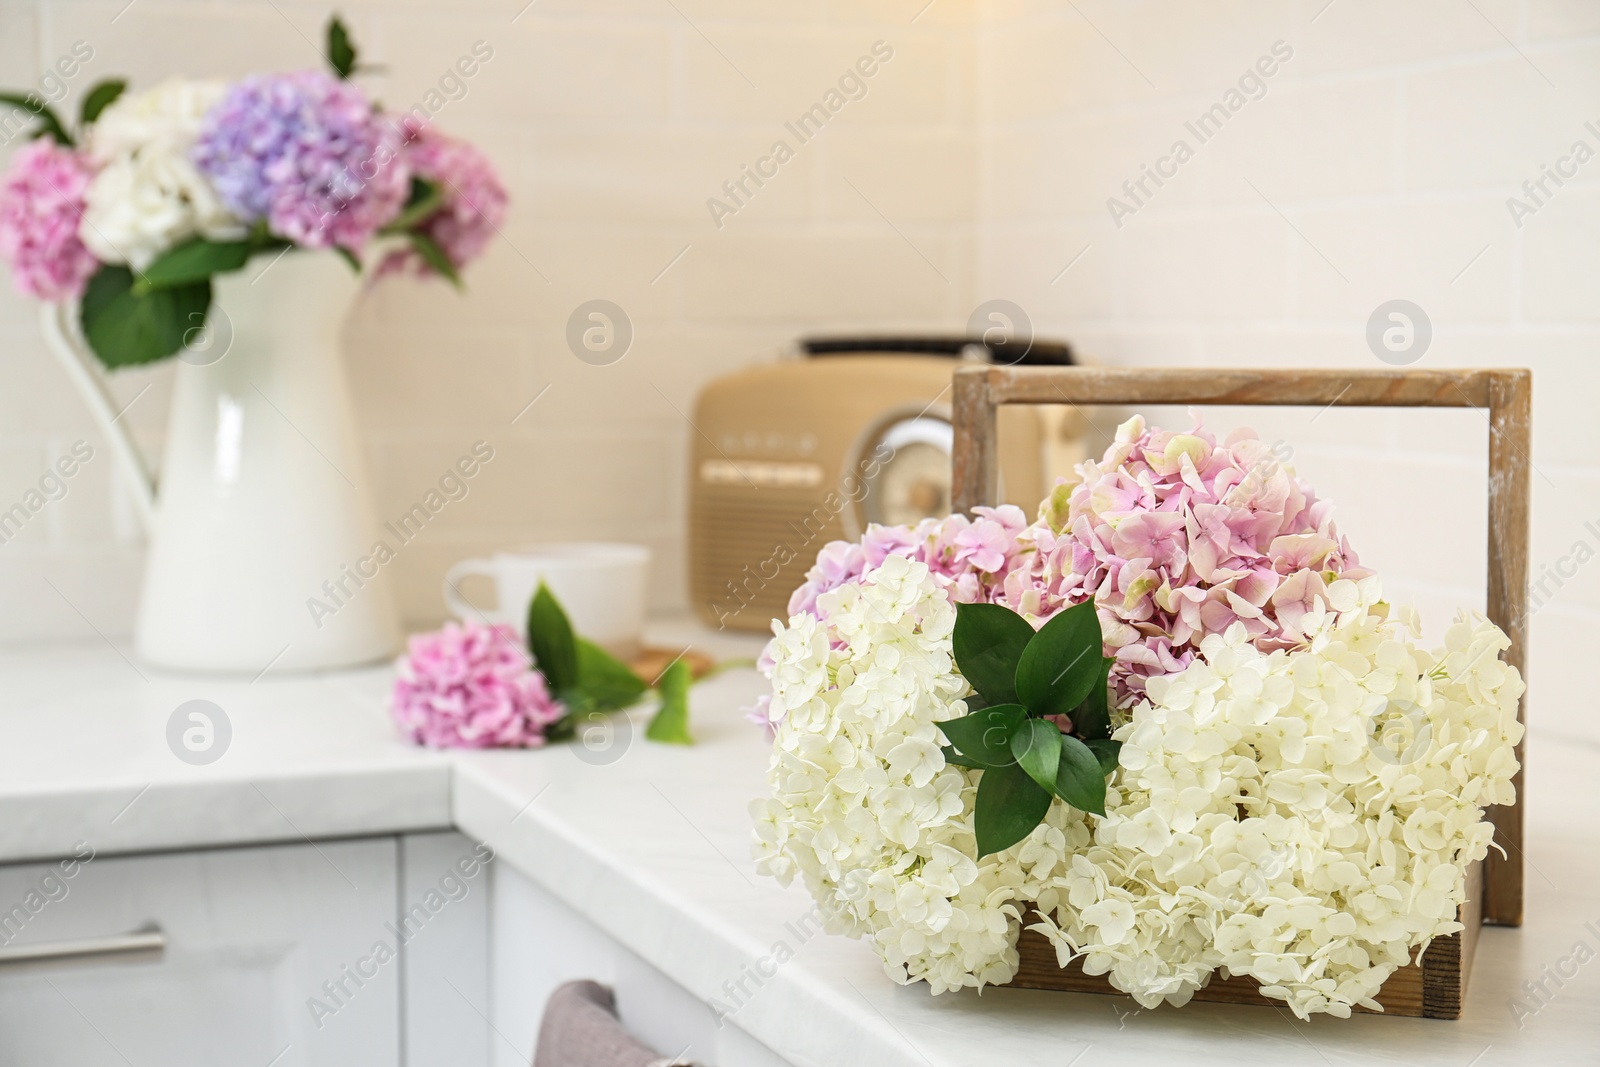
0, 763, 454, 865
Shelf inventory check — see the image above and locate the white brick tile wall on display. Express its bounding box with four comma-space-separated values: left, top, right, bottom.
0, 0, 1592, 750
1521, 185, 1600, 321
39, 2, 319, 83
1404, 57, 1576, 192
1290, 198, 1518, 321
680, 231, 962, 321
978, 0, 1599, 738
1113, 213, 1292, 321
1204, 77, 1401, 203
819, 129, 975, 224
1287, 0, 1521, 76
1525, 0, 1600, 41
0, 547, 143, 645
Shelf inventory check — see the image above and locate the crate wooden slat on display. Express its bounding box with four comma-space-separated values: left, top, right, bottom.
950, 366, 1530, 1018
1009, 856, 1482, 1018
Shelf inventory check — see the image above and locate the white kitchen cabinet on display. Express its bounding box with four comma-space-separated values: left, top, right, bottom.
397, 831, 492, 1067
0, 839, 401, 1066
0, 832, 494, 1067
488, 861, 793, 1067
0, 833, 780, 1067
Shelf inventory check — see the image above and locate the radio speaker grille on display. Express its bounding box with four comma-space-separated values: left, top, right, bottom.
690, 487, 844, 632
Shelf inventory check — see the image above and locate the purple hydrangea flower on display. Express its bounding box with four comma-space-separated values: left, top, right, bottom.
191, 70, 408, 250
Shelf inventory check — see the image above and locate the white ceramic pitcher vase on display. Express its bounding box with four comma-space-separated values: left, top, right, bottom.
42, 252, 400, 674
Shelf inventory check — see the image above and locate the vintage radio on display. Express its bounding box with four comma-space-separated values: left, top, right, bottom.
689, 337, 1089, 632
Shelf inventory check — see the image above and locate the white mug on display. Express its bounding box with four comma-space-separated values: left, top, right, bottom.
443, 543, 651, 658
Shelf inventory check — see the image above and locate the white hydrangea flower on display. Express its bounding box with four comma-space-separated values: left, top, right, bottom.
87, 78, 227, 161
751, 555, 1093, 992
753, 569, 1524, 1017
80, 78, 242, 269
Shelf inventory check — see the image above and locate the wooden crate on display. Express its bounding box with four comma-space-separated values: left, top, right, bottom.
950, 366, 1530, 1019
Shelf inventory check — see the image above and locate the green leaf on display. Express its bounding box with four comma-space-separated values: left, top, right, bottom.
941, 745, 986, 770
974, 762, 1053, 858
645, 659, 693, 745
526, 582, 578, 695
937, 704, 1026, 768
408, 230, 461, 288
541, 714, 578, 744
0, 91, 72, 146
327, 16, 358, 79
382, 177, 445, 234
334, 246, 361, 274
1072, 656, 1116, 741
1015, 600, 1103, 720
1010, 718, 1062, 794
79, 265, 211, 368
1054, 734, 1109, 816
135, 237, 260, 294
952, 602, 1036, 705
1084, 737, 1122, 779
79, 79, 127, 125
564, 638, 647, 714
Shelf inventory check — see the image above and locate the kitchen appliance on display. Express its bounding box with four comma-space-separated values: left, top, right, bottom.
688, 336, 1089, 633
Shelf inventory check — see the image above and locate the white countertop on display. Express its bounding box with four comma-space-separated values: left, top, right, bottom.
2, 632, 1596, 1067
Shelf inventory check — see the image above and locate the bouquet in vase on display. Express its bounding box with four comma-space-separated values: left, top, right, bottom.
0, 17, 506, 368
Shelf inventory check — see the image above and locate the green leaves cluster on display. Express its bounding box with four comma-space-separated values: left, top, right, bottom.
78, 228, 288, 368
939, 600, 1122, 859
526, 583, 694, 747
327, 17, 360, 80
381, 177, 460, 287
324, 15, 386, 80
0, 77, 125, 148
0, 70, 248, 371
322, 18, 458, 284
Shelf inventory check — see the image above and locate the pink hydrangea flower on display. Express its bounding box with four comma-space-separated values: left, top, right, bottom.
750, 506, 1030, 730
0, 140, 100, 300
1001, 415, 1369, 705
755, 417, 1370, 731
380, 122, 508, 275
785, 505, 1030, 623
392, 622, 565, 748
783, 539, 866, 619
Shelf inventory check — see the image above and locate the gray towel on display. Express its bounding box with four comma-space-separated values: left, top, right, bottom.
533, 980, 692, 1067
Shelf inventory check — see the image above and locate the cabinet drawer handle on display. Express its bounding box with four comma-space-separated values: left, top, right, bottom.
0, 924, 165, 966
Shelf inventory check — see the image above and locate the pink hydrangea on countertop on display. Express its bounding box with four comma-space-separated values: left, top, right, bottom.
0, 140, 99, 300
1001, 414, 1370, 705
392, 621, 564, 749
